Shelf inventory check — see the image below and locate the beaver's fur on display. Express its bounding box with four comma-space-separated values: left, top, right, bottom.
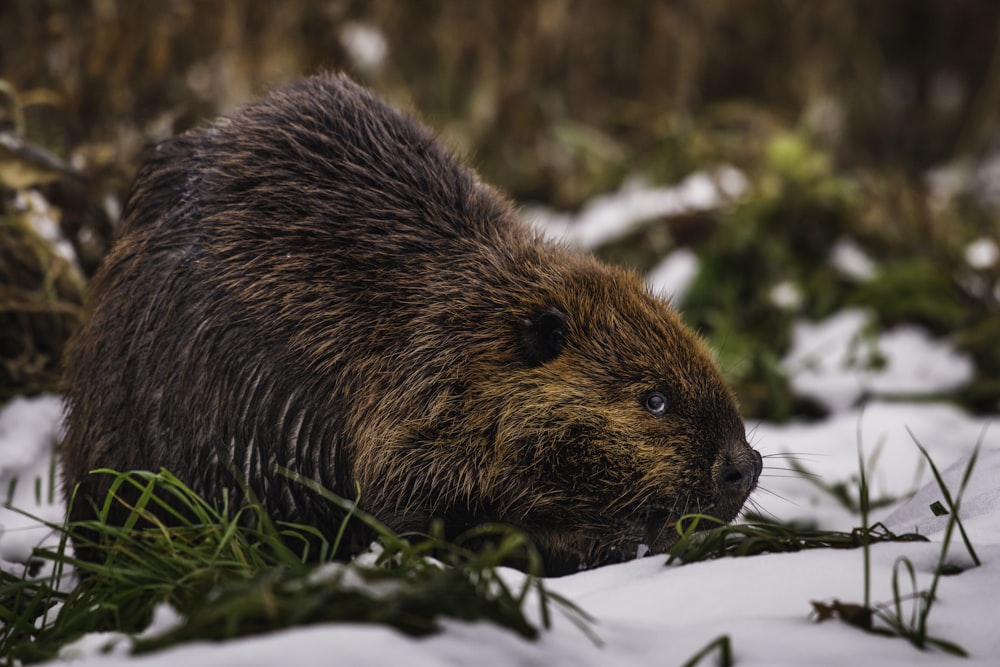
60, 73, 760, 575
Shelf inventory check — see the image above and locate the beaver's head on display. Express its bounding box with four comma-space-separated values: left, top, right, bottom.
355, 250, 760, 577
496, 262, 760, 574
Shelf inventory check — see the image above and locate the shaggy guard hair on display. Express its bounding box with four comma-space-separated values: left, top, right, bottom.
61, 73, 760, 575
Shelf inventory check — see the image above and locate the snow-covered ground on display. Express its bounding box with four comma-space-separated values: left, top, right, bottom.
1, 177, 997, 665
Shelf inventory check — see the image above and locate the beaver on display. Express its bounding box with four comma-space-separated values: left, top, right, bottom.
60, 73, 761, 576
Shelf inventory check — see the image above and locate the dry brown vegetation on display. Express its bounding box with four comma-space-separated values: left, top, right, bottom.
2, 0, 998, 408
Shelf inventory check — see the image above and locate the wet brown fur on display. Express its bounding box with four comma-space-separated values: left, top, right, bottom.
60, 73, 760, 575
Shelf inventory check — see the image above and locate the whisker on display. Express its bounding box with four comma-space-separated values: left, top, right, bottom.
752, 486, 798, 506
740, 498, 781, 523
761, 452, 828, 461
759, 472, 817, 480
761, 466, 823, 477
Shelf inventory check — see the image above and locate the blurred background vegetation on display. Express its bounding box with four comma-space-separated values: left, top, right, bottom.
1, 0, 998, 418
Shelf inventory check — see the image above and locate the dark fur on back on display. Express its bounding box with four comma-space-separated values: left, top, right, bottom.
61, 73, 760, 575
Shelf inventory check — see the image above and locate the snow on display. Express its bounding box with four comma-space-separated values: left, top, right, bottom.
927, 153, 1000, 210
647, 248, 699, 306
2, 173, 998, 665
0, 394, 64, 564
964, 238, 998, 270
768, 280, 803, 310
527, 167, 747, 250
339, 23, 388, 71
830, 238, 877, 281
782, 309, 975, 413
752, 402, 997, 531
13, 190, 79, 267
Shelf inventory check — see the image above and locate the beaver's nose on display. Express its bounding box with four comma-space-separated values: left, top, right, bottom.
717, 447, 762, 496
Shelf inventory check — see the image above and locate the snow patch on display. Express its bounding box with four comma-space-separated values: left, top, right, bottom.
0, 395, 65, 563
752, 402, 999, 530
13, 189, 79, 266
830, 238, 877, 281
646, 248, 698, 305
965, 237, 998, 270
782, 309, 974, 413
528, 167, 747, 249
339, 23, 388, 70
769, 281, 803, 310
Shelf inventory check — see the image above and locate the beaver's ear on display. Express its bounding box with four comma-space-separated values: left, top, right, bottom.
519, 308, 567, 367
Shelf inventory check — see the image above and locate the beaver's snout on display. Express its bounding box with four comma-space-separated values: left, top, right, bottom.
716, 446, 762, 498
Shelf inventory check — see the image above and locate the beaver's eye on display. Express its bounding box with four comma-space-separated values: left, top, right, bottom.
643, 391, 668, 417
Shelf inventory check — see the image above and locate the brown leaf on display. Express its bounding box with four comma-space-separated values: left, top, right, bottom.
810, 599, 873, 630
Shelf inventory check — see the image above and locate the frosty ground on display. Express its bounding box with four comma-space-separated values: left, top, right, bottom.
1, 177, 998, 666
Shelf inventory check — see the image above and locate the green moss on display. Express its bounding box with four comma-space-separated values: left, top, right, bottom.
850, 259, 969, 331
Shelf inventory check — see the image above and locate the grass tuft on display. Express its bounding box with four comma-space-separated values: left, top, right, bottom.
807, 428, 984, 657
665, 515, 926, 565
0, 469, 593, 664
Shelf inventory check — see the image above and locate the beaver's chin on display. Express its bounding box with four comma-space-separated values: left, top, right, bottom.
533, 499, 753, 577
536, 535, 672, 577
525, 525, 662, 577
